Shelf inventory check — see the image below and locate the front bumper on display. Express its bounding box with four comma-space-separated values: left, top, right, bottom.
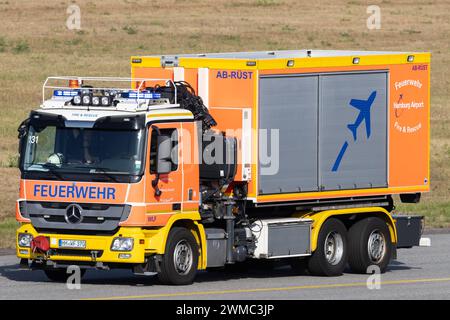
16, 223, 158, 265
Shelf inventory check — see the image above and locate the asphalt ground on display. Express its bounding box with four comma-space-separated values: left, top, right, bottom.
0, 233, 449, 300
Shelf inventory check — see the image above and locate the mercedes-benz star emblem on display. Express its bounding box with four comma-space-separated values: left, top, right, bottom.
65, 204, 83, 224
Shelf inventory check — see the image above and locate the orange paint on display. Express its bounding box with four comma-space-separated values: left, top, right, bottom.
132, 59, 430, 204
184, 68, 198, 93
132, 67, 174, 87
16, 201, 30, 222
24, 180, 128, 204
388, 63, 430, 188
179, 121, 200, 209
119, 205, 146, 226
208, 69, 255, 108
210, 107, 245, 181
145, 213, 174, 226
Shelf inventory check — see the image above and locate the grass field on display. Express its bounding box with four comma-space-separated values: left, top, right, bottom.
0, 0, 449, 248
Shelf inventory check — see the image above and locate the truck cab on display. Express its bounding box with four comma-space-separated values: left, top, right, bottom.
16, 77, 213, 284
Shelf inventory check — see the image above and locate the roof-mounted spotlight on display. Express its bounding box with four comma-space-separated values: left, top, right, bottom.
287, 60, 295, 67
92, 96, 100, 106
101, 96, 111, 106
72, 95, 82, 105
407, 55, 415, 63
352, 57, 360, 64
82, 95, 91, 106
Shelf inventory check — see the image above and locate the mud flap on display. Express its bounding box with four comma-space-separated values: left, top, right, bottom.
393, 215, 424, 248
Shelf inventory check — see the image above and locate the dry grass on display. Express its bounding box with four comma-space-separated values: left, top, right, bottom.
0, 0, 449, 247
0, 168, 19, 248
0, 168, 19, 218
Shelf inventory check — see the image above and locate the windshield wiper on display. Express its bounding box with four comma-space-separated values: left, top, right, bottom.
68, 165, 126, 182
90, 167, 121, 182
41, 163, 65, 180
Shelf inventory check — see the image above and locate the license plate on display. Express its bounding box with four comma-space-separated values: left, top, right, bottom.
58, 239, 86, 249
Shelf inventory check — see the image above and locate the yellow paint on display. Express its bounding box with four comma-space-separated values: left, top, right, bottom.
193, 222, 208, 270
293, 207, 397, 252
83, 276, 450, 300
131, 53, 431, 71
17, 223, 147, 264
257, 53, 431, 70
130, 56, 161, 68
146, 112, 193, 118
165, 212, 207, 270
16, 211, 207, 270
257, 185, 429, 202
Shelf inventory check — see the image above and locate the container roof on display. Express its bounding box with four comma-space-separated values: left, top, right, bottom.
142, 49, 427, 60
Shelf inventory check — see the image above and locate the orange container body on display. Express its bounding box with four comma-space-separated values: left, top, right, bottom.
130, 51, 430, 205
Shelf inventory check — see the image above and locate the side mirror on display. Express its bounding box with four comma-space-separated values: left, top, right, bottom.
151, 128, 174, 197
17, 118, 29, 163
156, 135, 172, 174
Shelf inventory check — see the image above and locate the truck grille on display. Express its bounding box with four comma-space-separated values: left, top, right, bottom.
22, 201, 131, 232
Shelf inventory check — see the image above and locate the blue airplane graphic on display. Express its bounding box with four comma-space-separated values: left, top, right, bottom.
331, 90, 378, 172
347, 90, 377, 141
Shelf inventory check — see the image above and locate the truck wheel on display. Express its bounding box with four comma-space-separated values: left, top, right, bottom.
308, 218, 348, 276
348, 217, 392, 274
158, 227, 199, 285
44, 268, 86, 282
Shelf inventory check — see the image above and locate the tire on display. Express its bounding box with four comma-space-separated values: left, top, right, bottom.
44, 268, 86, 282
308, 218, 348, 276
158, 227, 199, 285
348, 217, 392, 274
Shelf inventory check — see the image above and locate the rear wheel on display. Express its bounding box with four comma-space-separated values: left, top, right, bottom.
44, 268, 86, 282
158, 227, 199, 285
348, 217, 392, 274
308, 218, 348, 276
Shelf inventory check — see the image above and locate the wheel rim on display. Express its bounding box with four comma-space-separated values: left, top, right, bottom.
324, 231, 344, 265
367, 229, 386, 263
173, 240, 193, 275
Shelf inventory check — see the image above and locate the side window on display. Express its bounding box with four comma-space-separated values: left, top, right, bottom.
32, 126, 56, 164
150, 128, 178, 173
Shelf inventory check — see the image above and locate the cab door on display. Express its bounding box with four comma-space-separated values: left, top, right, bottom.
144, 121, 199, 226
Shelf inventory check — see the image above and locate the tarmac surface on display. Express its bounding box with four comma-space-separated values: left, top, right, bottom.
0, 233, 449, 300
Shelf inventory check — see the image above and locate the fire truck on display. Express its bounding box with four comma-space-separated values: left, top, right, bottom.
16, 50, 429, 285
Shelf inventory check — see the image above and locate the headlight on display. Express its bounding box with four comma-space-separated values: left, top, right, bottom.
18, 233, 33, 248
111, 237, 134, 251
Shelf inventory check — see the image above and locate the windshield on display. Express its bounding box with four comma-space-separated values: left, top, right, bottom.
22, 125, 145, 177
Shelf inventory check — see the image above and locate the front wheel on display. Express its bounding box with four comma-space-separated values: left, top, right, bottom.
308, 218, 348, 276
158, 227, 199, 285
348, 217, 392, 274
